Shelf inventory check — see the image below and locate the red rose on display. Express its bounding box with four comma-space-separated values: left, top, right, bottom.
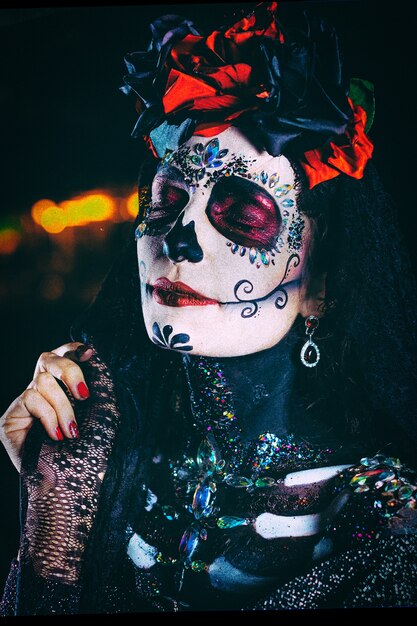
162, 2, 280, 136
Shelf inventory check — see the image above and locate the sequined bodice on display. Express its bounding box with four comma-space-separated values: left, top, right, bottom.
124, 347, 417, 612
126, 353, 349, 610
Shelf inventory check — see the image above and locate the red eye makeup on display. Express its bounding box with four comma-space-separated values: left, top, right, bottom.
206, 175, 282, 249
148, 167, 190, 225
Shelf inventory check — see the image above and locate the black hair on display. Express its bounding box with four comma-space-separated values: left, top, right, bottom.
294, 162, 417, 459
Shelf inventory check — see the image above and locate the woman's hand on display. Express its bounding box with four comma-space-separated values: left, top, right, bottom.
0, 342, 93, 472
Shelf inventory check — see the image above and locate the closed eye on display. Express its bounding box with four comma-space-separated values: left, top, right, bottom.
206, 175, 282, 249
149, 166, 190, 225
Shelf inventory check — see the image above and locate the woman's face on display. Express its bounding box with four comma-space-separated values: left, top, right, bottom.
136, 126, 313, 357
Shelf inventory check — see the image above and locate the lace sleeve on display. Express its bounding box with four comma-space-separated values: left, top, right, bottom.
17, 348, 121, 588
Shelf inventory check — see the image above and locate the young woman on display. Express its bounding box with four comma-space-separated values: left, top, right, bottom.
1, 2, 417, 614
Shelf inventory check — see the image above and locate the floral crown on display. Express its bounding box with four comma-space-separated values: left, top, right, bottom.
121, 1, 374, 188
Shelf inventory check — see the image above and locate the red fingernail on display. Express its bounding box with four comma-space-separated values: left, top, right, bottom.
55, 426, 64, 441
77, 382, 90, 399
69, 421, 80, 439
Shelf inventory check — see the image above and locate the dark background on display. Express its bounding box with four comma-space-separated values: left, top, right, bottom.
0, 0, 416, 596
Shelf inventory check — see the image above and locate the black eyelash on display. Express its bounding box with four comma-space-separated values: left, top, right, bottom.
146, 212, 176, 226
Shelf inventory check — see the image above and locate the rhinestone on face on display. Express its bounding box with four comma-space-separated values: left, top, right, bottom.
275, 184, 292, 198
191, 154, 202, 166
260, 249, 270, 266
204, 138, 220, 163
268, 173, 279, 188
249, 247, 258, 264
135, 222, 147, 239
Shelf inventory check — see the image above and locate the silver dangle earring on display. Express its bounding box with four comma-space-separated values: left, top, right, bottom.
300, 315, 320, 368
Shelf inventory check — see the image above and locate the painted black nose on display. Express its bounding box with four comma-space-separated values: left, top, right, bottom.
163, 212, 204, 263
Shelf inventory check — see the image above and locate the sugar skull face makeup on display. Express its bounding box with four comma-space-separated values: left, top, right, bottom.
136, 126, 313, 357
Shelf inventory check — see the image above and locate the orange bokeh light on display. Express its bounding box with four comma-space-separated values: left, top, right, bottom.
126, 191, 139, 219
31, 199, 57, 225
61, 193, 116, 227
0, 229, 21, 255
31, 189, 135, 234
40, 206, 67, 234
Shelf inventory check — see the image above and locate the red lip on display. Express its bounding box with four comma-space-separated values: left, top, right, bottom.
152, 277, 218, 307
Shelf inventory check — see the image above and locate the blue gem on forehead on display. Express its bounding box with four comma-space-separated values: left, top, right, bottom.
281, 198, 294, 208
205, 138, 219, 161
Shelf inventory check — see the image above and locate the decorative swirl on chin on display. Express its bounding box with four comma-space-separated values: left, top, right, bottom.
234, 280, 259, 318
232, 254, 301, 319
274, 254, 301, 310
